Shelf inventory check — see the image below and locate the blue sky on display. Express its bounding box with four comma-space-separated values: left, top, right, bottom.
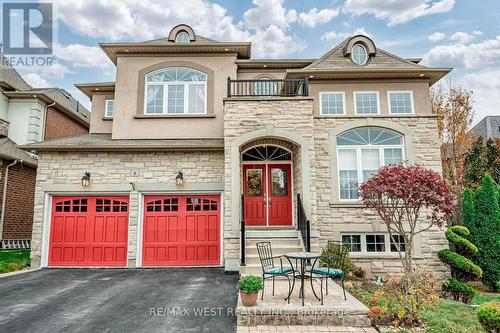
5, 0, 500, 124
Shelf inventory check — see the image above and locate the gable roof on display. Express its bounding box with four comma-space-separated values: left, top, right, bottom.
305, 38, 425, 70
0, 54, 31, 91
286, 36, 451, 86
0, 137, 37, 167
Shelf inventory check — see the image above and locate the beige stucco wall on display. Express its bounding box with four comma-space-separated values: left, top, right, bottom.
236, 70, 285, 80
89, 93, 114, 134
309, 80, 432, 117
30, 150, 224, 268
111, 55, 237, 140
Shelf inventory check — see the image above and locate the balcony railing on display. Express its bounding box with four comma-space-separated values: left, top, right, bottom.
227, 77, 308, 98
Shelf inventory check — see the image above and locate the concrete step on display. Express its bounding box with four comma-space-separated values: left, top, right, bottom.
245, 245, 303, 255
245, 229, 300, 238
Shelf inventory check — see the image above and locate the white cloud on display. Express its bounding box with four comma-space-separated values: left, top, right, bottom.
429, 32, 446, 42
243, 0, 297, 29
298, 8, 339, 28
344, 0, 455, 26
422, 36, 500, 69
53, 0, 307, 58
23, 73, 49, 88
450, 32, 476, 44
321, 27, 371, 42
55, 44, 113, 68
460, 68, 500, 124
250, 25, 306, 58
473, 30, 483, 36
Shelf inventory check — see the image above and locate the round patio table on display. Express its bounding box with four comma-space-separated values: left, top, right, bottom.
284, 252, 321, 306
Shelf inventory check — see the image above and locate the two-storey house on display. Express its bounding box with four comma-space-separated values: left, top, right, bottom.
23, 25, 451, 276
0, 56, 89, 247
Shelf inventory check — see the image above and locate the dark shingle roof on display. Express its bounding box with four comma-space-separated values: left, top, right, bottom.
20, 134, 224, 152
0, 138, 37, 167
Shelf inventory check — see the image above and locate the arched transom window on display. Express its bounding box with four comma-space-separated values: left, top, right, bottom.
242, 145, 291, 161
145, 67, 207, 114
336, 127, 404, 200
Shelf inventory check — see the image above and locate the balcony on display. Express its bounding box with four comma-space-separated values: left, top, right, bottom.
227, 77, 308, 98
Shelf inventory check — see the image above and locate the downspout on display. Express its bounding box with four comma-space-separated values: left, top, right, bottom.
0, 160, 18, 239
42, 101, 56, 141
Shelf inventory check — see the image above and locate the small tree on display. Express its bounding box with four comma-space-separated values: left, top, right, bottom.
438, 226, 482, 303
461, 188, 477, 236
464, 137, 500, 190
474, 173, 500, 291
359, 164, 455, 273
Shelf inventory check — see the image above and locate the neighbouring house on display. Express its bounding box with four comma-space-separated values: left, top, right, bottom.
22, 24, 451, 276
471, 115, 500, 139
0, 56, 90, 247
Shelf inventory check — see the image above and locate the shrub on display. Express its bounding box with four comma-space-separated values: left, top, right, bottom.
237, 275, 263, 294
353, 266, 366, 278
319, 242, 356, 275
474, 173, 500, 291
374, 269, 438, 327
438, 226, 482, 303
476, 301, 500, 333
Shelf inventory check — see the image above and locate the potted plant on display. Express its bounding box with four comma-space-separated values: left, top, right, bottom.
237, 275, 263, 307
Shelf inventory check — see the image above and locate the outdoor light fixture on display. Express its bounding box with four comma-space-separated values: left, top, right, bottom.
175, 171, 184, 186
81, 172, 91, 187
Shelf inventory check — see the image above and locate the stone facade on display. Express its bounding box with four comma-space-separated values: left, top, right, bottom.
222, 97, 448, 277
30, 150, 223, 268
223, 97, 316, 270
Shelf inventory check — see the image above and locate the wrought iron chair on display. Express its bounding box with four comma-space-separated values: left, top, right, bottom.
256, 241, 294, 302
310, 240, 348, 304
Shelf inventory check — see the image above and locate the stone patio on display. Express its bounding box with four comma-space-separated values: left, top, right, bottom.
236, 278, 371, 327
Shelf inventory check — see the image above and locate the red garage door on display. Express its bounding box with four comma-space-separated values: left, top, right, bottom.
142, 195, 220, 266
48, 196, 129, 267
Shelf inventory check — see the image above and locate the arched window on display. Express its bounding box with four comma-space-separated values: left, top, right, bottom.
144, 67, 207, 114
175, 31, 190, 43
242, 145, 291, 161
351, 43, 368, 65
336, 127, 404, 200
254, 77, 277, 96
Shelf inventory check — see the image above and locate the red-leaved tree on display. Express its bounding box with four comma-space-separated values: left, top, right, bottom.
359, 164, 455, 273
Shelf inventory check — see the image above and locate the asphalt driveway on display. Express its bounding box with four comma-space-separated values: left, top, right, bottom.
0, 268, 239, 333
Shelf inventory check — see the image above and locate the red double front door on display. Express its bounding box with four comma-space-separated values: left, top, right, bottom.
243, 164, 292, 226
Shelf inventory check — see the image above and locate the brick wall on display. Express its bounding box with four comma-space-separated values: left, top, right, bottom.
44, 107, 88, 141
0, 160, 36, 239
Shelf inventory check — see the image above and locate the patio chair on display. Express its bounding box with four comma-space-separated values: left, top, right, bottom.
310, 240, 347, 304
256, 241, 294, 302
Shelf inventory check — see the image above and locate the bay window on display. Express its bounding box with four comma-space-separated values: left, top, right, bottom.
144, 67, 207, 115
337, 127, 404, 200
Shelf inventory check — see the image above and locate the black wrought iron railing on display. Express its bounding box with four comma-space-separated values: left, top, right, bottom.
227, 77, 308, 98
297, 194, 311, 253
240, 194, 246, 266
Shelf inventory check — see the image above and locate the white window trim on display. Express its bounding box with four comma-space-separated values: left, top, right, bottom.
341, 233, 405, 254
353, 91, 380, 115
144, 80, 207, 115
351, 43, 368, 65
387, 90, 415, 115
319, 91, 346, 116
336, 142, 405, 202
105, 99, 114, 118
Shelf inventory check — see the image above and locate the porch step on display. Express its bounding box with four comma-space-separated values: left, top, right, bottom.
241, 229, 304, 275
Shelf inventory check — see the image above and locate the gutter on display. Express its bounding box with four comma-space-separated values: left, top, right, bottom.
0, 160, 18, 239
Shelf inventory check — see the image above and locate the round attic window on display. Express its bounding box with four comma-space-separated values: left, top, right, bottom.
175, 31, 190, 43
351, 43, 368, 65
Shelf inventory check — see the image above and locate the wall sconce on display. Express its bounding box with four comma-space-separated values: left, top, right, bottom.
81, 172, 91, 187
175, 171, 184, 186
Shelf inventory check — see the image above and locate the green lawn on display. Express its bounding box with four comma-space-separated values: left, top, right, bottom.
347, 281, 500, 333
0, 250, 31, 273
